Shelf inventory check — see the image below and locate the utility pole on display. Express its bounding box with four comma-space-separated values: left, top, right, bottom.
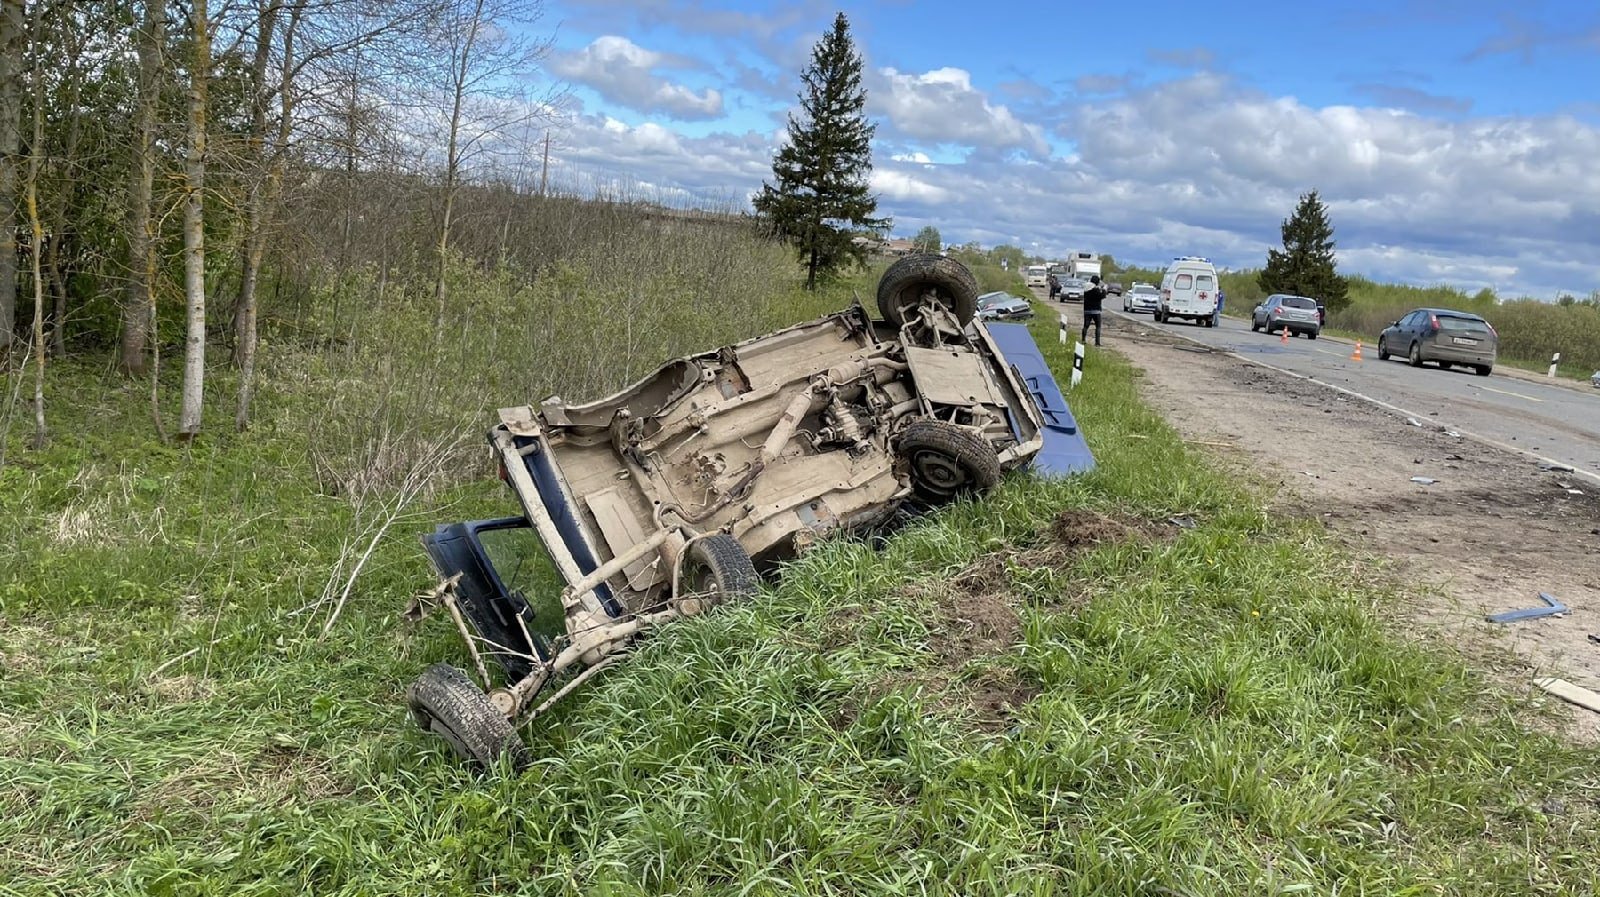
538, 130, 549, 196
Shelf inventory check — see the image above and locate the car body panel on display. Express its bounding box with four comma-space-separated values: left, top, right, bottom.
985, 323, 1096, 476
977, 291, 1035, 321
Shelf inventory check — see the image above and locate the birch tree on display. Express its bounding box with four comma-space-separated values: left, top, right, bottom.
0, 0, 21, 356
24, 0, 43, 446
179, 0, 210, 440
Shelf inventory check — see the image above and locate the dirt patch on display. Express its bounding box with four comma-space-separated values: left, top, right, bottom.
1110, 328, 1600, 740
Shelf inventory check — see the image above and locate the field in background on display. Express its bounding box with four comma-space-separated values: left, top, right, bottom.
4, 232, 1600, 893
1107, 263, 1600, 378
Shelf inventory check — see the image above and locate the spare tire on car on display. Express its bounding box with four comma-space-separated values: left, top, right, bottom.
877, 254, 979, 328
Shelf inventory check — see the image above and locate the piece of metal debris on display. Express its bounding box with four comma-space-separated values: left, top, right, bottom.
1410, 476, 1437, 485
1405, 417, 1423, 427
1539, 462, 1576, 473
1486, 592, 1568, 624
1534, 677, 1600, 715
1167, 515, 1197, 529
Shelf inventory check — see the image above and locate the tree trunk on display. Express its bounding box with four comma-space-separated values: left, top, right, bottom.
433, 0, 487, 326
233, 0, 288, 430
122, 0, 165, 377
179, 0, 210, 440
0, 0, 22, 357
24, 0, 43, 448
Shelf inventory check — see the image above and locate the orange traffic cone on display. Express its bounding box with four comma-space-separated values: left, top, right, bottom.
1280, 326, 1289, 344
1351, 341, 1363, 361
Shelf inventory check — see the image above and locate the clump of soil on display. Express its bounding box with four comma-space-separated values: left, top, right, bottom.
1049, 508, 1142, 549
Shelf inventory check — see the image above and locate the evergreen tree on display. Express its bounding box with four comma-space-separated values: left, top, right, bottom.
1258, 189, 1348, 310
754, 13, 888, 289
912, 225, 941, 253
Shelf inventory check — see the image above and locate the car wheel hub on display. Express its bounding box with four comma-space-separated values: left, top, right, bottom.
912, 450, 968, 494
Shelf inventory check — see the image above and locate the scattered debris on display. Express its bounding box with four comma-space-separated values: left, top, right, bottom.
1410, 476, 1437, 485
1444, 453, 1464, 461
1534, 677, 1600, 715
1405, 417, 1423, 427
1443, 430, 1462, 438
1587, 634, 1600, 647
1539, 462, 1575, 473
1486, 592, 1568, 624
1167, 515, 1198, 529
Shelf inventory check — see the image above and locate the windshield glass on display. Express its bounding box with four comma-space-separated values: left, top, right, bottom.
1175, 274, 1194, 289
1195, 275, 1215, 290
1132, 286, 1158, 295
1282, 296, 1317, 309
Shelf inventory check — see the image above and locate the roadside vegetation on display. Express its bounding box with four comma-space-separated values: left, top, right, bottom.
5, 241, 1598, 893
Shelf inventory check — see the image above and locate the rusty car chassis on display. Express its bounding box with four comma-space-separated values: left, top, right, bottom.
405, 255, 1090, 768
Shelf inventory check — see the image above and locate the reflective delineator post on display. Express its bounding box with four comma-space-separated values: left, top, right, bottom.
1071, 341, 1085, 389
1549, 352, 1561, 378
1059, 313, 1068, 345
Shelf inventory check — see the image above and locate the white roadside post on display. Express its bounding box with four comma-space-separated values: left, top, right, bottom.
1058, 312, 1068, 345
1549, 352, 1561, 378
1071, 341, 1085, 389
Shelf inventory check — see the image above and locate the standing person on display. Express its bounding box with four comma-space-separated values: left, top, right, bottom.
1081, 275, 1106, 346
1212, 288, 1225, 328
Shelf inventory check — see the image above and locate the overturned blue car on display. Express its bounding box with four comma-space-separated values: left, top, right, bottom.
405, 254, 1094, 769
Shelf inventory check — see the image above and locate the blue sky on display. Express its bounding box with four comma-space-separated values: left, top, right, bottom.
533, 0, 1600, 298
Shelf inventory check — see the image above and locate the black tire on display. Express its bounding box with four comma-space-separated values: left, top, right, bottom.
1308, 331, 1318, 340
876, 254, 979, 328
1378, 337, 1390, 360
407, 663, 530, 771
1250, 317, 1260, 333
897, 419, 1001, 501
680, 533, 760, 609
1408, 342, 1423, 368
1475, 364, 1493, 377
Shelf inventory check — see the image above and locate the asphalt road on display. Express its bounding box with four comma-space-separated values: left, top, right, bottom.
1032, 290, 1600, 482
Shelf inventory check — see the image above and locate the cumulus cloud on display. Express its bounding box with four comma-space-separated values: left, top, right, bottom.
1351, 84, 1472, 115
870, 67, 1050, 157
550, 36, 723, 120
540, 67, 1600, 298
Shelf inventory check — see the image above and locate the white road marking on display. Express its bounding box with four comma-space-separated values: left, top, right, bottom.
1479, 385, 1543, 403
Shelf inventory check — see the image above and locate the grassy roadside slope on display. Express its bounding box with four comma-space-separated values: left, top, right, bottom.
3, 289, 1599, 895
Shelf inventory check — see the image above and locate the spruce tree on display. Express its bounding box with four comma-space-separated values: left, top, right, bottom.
754, 13, 888, 289
1258, 189, 1349, 311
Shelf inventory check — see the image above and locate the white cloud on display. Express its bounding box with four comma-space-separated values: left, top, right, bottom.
890, 151, 933, 164
550, 36, 723, 120
871, 67, 1050, 157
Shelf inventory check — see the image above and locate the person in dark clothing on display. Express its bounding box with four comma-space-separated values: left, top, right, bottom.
1081, 275, 1106, 346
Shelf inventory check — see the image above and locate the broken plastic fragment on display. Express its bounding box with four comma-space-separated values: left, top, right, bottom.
1410, 476, 1436, 485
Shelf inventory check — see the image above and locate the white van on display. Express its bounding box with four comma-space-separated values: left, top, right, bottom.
1024, 265, 1049, 289
1157, 256, 1220, 327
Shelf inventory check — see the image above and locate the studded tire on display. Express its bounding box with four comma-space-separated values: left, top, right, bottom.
680, 533, 760, 610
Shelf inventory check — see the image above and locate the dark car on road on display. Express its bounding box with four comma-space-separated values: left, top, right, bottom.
1251, 294, 1322, 339
1378, 308, 1497, 376
976, 290, 1035, 321
1104, 282, 1124, 296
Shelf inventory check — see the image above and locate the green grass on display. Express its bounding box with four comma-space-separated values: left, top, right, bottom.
3, 276, 1599, 895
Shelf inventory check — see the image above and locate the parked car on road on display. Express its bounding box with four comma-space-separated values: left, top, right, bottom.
1122, 282, 1160, 314
1056, 277, 1089, 303
1105, 282, 1124, 296
1592, 370, 1600, 388
1251, 294, 1322, 339
1378, 308, 1497, 376
976, 290, 1035, 321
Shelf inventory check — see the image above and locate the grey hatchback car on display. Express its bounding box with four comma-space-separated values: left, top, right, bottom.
1251, 294, 1322, 338
1378, 308, 1497, 376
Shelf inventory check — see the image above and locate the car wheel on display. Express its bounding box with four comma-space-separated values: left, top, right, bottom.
678, 533, 760, 614
876, 254, 979, 328
407, 663, 530, 771
1408, 341, 1423, 368
1250, 317, 1260, 332
1377, 337, 1390, 360
897, 419, 1001, 502
1475, 364, 1493, 377
1308, 331, 1318, 340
